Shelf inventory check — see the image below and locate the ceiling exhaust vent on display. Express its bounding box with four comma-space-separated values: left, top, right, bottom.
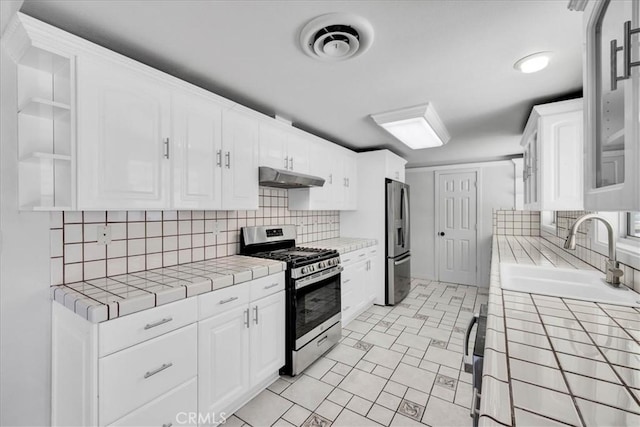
299, 13, 374, 62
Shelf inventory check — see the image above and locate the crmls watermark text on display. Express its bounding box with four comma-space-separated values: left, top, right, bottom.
176, 412, 228, 425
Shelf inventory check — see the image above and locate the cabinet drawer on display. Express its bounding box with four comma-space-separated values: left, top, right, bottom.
198, 281, 250, 320
250, 272, 285, 301
340, 249, 367, 266
99, 324, 197, 426
99, 297, 197, 357
108, 377, 197, 427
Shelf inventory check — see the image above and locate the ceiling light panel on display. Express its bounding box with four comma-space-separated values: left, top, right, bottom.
371, 103, 451, 149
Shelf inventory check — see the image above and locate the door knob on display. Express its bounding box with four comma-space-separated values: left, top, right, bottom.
439, 232, 445, 236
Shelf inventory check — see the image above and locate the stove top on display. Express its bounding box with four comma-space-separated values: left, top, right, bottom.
251, 246, 338, 267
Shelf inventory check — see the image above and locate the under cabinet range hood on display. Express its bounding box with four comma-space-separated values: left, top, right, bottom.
259, 166, 325, 189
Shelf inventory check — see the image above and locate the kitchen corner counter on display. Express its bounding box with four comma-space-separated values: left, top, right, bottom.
51, 256, 286, 323
480, 235, 640, 427
304, 237, 378, 254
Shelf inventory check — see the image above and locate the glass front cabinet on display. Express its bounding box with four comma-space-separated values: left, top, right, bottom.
583, 0, 640, 210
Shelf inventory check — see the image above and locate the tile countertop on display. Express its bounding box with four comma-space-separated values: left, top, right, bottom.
51, 256, 286, 323
304, 237, 378, 254
479, 236, 640, 427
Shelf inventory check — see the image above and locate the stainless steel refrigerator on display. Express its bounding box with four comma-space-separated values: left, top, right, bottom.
386, 179, 411, 305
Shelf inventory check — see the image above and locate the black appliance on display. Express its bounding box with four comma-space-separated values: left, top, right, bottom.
464, 304, 488, 427
240, 225, 342, 376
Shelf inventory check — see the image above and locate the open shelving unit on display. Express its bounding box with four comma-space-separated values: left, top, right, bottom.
15, 44, 76, 211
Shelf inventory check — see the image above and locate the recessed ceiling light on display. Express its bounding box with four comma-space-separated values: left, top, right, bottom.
371, 103, 450, 149
514, 52, 552, 73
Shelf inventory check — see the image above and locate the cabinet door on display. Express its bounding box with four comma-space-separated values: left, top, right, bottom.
222, 109, 259, 210
249, 291, 285, 387
76, 55, 170, 210
172, 91, 223, 210
343, 153, 358, 210
584, 0, 640, 210
539, 111, 583, 210
198, 306, 250, 422
286, 132, 310, 174
259, 122, 288, 170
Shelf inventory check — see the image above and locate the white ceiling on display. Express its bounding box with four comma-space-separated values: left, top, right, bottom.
19, 0, 584, 167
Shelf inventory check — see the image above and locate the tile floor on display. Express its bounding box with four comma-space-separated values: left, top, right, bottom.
229, 278, 489, 427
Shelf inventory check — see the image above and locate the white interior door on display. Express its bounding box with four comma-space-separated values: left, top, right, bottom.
437, 171, 478, 286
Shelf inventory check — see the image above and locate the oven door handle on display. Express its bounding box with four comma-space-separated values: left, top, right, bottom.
463, 313, 479, 374
295, 266, 343, 290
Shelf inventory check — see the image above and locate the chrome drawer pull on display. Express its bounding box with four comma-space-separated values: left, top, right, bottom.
144, 317, 173, 330
358, 253, 366, 257
317, 335, 328, 346
162, 423, 173, 427
219, 296, 238, 305
144, 362, 173, 379
264, 283, 280, 290
344, 279, 351, 283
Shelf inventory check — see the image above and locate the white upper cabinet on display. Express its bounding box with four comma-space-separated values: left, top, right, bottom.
521, 99, 584, 211
288, 140, 358, 210
583, 0, 640, 210
259, 121, 310, 174
171, 90, 223, 210
76, 54, 172, 210
385, 155, 407, 183
222, 109, 259, 210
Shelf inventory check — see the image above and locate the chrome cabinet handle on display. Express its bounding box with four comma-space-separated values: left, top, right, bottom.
163, 423, 173, 427
219, 296, 238, 305
344, 279, 351, 283
343, 306, 350, 312
289, 157, 294, 170
253, 306, 259, 324
624, 21, 640, 80
163, 138, 170, 159
359, 253, 366, 258
284, 156, 289, 169
225, 151, 231, 168
144, 362, 173, 379
244, 308, 249, 328
264, 282, 280, 290
144, 317, 173, 330
216, 149, 222, 167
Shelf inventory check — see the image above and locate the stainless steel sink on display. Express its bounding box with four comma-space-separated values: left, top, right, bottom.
499, 263, 640, 308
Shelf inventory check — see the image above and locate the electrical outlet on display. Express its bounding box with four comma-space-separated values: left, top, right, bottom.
212, 221, 223, 236
97, 225, 112, 245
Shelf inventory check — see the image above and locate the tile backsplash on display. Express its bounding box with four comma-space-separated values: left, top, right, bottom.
541, 211, 640, 292
50, 188, 339, 285
493, 210, 541, 236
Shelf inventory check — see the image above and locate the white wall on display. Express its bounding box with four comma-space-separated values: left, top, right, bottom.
406, 161, 515, 287
1, 4, 53, 423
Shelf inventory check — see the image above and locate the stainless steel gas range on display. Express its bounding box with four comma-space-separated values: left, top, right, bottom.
240, 225, 342, 376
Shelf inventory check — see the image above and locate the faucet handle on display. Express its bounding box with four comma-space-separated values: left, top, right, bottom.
609, 267, 624, 278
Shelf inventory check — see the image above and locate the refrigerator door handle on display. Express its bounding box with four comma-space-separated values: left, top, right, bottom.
400, 187, 406, 247
403, 186, 409, 249
394, 254, 411, 266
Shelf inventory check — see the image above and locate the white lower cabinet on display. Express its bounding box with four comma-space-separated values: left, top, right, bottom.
51, 272, 285, 427
198, 305, 251, 423
197, 274, 285, 426
109, 378, 197, 427
340, 246, 378, 326
249, 292, 286, 387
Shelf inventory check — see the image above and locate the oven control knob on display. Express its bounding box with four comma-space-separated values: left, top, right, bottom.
309, 265, 314, 272
301, 267, 307, 274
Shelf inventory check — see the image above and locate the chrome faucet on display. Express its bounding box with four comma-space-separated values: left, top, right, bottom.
564, 214, 623, 287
